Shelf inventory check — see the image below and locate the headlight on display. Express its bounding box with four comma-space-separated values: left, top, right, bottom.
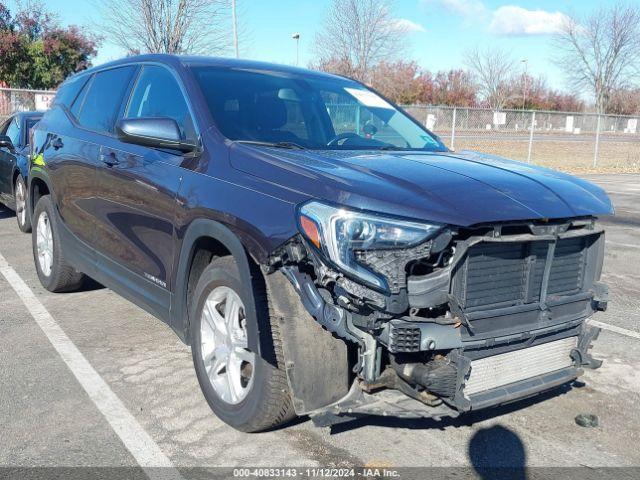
298, 201, 441, 291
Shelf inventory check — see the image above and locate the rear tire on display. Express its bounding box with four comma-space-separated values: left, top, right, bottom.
15, 175, 31, 233
190, 256, 295, 432
32, 195, 85, 292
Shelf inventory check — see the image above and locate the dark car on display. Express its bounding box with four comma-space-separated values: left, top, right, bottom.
0, 111, 43, 232
29, 55, 613, 432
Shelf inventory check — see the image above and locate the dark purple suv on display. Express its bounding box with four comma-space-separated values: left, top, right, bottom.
30, 54, 613, 432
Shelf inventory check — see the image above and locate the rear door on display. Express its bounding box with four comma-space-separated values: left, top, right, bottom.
17, 115, 41, 176
0, 116, 20, 204
46, 66, 137, 250
91, 64, 198, 319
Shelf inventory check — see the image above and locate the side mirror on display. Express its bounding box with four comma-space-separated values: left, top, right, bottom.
115, 118, 197, 153
0, 135, 15, 152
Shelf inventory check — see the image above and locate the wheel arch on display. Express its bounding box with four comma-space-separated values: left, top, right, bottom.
28, 172, 52, 216
12, 155, 29, 189
171, 218, 265, 348
11, 168, 21, 193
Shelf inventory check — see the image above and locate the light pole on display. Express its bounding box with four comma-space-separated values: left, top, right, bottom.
292, 33, 300, 66
232, 0, 239, 58
521, 59, 528, 111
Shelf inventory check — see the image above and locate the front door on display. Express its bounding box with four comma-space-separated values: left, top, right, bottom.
93, 141, 183, 298
91, 64, 198, 319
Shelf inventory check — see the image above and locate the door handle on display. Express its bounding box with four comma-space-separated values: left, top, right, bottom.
100, 153, 120, 167
52, 137, 63, 150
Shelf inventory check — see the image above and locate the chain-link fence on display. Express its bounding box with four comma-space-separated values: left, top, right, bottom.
2, 87, 638, 173
0, 87, 56, 123
402, 105, 640, 173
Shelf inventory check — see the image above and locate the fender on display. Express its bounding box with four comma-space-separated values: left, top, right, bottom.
15, 153, 29, 181
9, 160, 29, 200
171, 218, 261, 348
2, 166, 22, 211
11, 166, 20, 189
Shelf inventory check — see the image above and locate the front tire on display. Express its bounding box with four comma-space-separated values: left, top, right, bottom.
15, 175, 31, 233
32, 195, 85, 292
190, 256, 295, 432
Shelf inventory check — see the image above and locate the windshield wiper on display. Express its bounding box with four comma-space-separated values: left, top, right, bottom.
235, 140, 307, 150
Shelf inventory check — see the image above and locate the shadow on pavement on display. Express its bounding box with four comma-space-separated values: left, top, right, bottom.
468, 425, 526, 479
0, 206, 15, 220
79, 277, 106, 292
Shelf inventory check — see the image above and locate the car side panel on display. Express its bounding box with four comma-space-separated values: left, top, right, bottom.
17, 113, 42, 181
0, 114, 41, 207
31, 123, 174, 323
0, 115, 15, 203
0, 148, 17, 206
169, 142, 305, 340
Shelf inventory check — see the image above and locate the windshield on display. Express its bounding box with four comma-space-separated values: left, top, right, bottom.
191, 66, 446, 152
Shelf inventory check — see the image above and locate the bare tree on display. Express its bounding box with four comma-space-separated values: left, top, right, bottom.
554, 3, 640, 114
313, 0, 408, 82
464, 47, 516, 110
95, 0, 232, 55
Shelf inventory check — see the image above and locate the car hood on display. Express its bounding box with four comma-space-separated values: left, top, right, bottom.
230, 147, 614, 226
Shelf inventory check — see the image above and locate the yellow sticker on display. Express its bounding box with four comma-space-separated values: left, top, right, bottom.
32, 153, 45, 166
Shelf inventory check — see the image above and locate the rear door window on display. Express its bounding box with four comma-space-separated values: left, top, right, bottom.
70, 77, 91, 119
5, 117, 21, 146
77, 66, 136, 134
125, 65, 196, 142
53, 75, 90, 110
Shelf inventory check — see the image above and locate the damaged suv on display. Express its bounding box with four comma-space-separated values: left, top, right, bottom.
30, 55, 613, 432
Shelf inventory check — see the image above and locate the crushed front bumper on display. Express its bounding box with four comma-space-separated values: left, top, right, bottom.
272, 221, 608, 426
308, 321, 601, 426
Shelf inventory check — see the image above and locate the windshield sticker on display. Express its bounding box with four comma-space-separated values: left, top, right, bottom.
344, 88, 394, 110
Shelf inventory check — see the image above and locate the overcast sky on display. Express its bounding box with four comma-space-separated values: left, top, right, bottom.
29, 0, 635, 92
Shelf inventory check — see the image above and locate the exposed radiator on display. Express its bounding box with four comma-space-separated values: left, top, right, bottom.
452, 235, 594, 310
548, 237, 587, 296
464, 336, 578, 396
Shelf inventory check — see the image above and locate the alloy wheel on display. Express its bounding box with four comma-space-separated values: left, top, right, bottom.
200, 286, 255, 405
15, 179, 26, 227
36, 212, 53, 277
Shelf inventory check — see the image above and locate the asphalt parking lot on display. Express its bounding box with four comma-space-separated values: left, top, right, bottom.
1, 174, 639, 478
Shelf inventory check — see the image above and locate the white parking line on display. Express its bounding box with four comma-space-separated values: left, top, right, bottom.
603, 271, 640, 281
0, 252, 183, 480
590, 320, 640, 340
605, 190, 640, 196
606, 241, 640, 250
589, 178, 640, 184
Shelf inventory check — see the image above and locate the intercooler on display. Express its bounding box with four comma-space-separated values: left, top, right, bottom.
464, 336, 578, 396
